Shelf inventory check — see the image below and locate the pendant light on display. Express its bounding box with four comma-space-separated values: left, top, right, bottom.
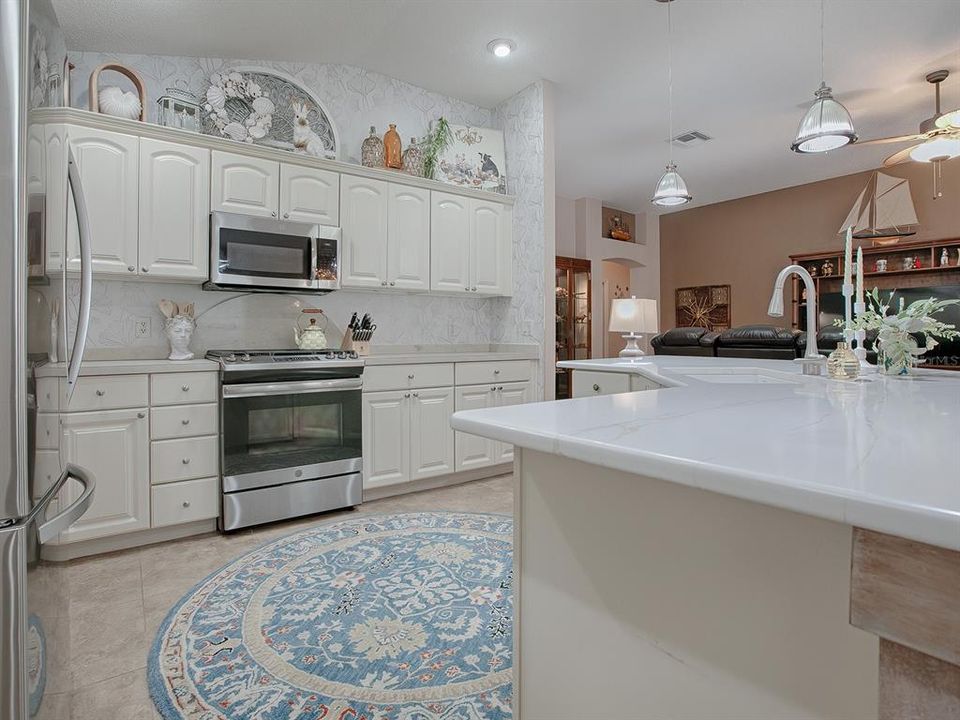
651, 0, 692, 207
791, 0, 857, 153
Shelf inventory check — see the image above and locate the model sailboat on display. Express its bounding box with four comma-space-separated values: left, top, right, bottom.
838, 171, 919, 245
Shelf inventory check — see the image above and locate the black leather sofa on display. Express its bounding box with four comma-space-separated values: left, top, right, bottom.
650, 327, 718, 356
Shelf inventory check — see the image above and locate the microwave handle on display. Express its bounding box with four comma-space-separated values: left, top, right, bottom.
310, 233, 319, 288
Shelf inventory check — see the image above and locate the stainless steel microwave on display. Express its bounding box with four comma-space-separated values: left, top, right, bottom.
208, 211, 341, 292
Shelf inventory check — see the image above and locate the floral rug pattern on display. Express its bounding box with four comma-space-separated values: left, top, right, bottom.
148, 512, 513, 719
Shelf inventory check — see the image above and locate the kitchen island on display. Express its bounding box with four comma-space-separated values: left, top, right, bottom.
451, 356, 960, 719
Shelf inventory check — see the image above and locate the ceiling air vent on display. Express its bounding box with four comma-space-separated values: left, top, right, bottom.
671, 130, 712, 147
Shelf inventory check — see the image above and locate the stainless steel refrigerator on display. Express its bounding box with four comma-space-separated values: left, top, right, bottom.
1, 0, 96, 717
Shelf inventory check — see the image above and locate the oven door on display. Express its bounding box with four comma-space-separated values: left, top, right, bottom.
220, 377, 362, 492
210, 211, 320, 290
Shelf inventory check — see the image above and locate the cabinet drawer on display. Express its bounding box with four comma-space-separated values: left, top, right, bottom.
150, 372, 218, 406
572, 370, 632, 398
455, 360, 531, 386
151, 476, 219, 528
151, 435, 219, 484
363, 363, 454, 392
36, 378, 59, 412
151, 403, 218, 440
34, 450, 62, 499
60, 374, 148, 411
36, 413, 59, 449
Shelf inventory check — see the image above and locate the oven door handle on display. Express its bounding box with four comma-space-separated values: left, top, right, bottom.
222, 378, 362, 398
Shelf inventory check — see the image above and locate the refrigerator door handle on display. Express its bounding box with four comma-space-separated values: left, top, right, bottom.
33, 464, 95, 544
65, 145, 93, 402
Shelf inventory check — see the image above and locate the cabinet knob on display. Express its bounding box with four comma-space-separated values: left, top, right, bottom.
494, 369, 500, 374
407, 374, 415, 379
271, 211, 277, 217
127, 265, 135, 272
181, 385, 190, 392
465, 286, 470, 291
404, 392, 411, 398
389, 281, 395, 286
182, 500, 191, 508
498, 386, 503, 391
491, 386, 497, 391
283, 212, 289, 219
141, 267, 148, 273
472, 286, 477, 292
412, 392, 419, 397
95, 389, 105, 396
181, 458, 191, 465
181, 418, 190, 426
593, 384, 600, 392
381, 281, 387, 286
137, 412, 145, 419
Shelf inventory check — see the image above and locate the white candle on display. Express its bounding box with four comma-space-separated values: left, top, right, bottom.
844, 228, 852, 286
899, 296, 905, 313
856, 246, 864, 305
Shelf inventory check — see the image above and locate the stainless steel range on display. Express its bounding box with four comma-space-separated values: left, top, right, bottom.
207, 349, 364, 531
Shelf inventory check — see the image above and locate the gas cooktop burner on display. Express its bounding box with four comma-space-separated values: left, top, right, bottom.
206, 348, 361, 369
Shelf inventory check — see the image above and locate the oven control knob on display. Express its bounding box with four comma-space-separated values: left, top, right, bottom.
338, 351, 348, 359
225, 353, 237, 363
295, 469, 303, 478
240, 352, 251, 362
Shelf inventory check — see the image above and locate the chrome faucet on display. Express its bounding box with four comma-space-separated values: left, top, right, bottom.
768, 264, 824, 375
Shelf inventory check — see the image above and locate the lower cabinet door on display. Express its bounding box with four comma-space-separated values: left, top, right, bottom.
362, 390, 410, 488
58, 408, 150, 543
454, 385, 498, 471
409, 387, 455, 481
494, 381, 530, 464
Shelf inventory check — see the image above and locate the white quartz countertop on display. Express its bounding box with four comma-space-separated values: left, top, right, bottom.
34, 358, 219, 377
451, 356, 960, 551
362, 344, 539, 365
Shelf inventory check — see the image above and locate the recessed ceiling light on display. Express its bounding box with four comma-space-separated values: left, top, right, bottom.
487, 39, 516, 58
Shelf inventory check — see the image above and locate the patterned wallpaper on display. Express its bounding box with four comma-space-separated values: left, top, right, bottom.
35, 51, 547, 388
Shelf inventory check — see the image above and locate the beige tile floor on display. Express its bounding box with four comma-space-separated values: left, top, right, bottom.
64, 474, 513, 719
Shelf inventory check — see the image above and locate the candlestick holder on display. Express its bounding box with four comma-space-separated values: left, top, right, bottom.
842, 282, 854, 345
852, 299, 876, 373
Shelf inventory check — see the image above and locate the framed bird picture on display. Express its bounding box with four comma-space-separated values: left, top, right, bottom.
435, 124, 507, 193
675, 284, 731, 331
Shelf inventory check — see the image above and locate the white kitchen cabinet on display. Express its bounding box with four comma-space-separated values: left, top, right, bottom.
362, 390, 409, 488
387, 184, 430, 290
49, 125, 139, 276
280, 164, 339, 225
211, 150, 279, 218
430, 192, 471, 293
454, 385, 499, 471
27, 123, 45, 197
571, 370, 661, 398
409, 387, 456, 480
340, 175, 389, 288
471, 199, 512, 295
139, 139, 210, 280
431, 191, 512, 296
493, 381, 529, 463
58, 408, 150, 543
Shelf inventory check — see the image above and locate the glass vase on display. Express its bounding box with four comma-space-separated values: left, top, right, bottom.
361, 126, 384, 168
877, 331, 921, 376
827, 341, 860, 380
401, 137, 425, 177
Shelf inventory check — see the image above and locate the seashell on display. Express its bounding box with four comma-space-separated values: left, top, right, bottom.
98, 85, 141, 120
252, 96, 274, 116
223, 122, 248, 142
228, 72, 242, 82
248, 124, 267, 139
205, 85, 225, 110
210, 72, 222, 85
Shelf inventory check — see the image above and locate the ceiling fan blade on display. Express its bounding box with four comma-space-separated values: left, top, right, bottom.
882, 145, 919, 167
857, 134, 925, 146
935, 109, 960, 129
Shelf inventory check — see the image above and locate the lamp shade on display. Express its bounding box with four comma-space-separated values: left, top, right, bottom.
609, 297, 659, 334
791, 83, 857, 153
651, 163, 692, 207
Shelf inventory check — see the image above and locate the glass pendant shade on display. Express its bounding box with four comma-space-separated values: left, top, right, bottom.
908, 136, 960, 163
651, 163, 692, 207
791, 83, 858, 153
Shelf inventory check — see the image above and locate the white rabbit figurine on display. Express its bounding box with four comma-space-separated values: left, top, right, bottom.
291, 101, 324, 157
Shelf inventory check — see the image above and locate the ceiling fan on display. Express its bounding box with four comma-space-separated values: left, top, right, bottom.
857, 70, 960, 168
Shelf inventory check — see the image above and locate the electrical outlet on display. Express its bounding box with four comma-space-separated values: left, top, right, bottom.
134, 318, 151, 339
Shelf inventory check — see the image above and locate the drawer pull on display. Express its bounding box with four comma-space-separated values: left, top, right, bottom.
412, 392, 419, 397
494, 369, 501, 375
127, 265, 135, 272
182, 500, 191, 508
95, 389, 105, 396
181, 385, 190, 392
593, 384, 600, 392
490, 386, 497, 392
181, 458, 191, 465
137, 412, 145, 419
404, 392, 411, 398
407, 374, 415, 379
181, 418, 191, 426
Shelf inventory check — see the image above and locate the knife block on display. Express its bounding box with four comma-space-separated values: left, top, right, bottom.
340, 334, 370, 356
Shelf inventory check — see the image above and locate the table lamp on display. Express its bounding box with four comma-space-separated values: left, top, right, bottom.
609, 297, 658, 357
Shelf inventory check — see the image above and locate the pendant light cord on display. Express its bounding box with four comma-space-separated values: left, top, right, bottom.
667, 0, 674, 165
819, 0, 824, 85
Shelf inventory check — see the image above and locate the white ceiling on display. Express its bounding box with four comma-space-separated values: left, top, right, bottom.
52, 0, 960, 214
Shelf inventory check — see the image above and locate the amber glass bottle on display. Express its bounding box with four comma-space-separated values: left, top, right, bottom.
384, 124, 402, 169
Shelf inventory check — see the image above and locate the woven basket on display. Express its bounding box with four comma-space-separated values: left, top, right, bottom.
88, 63, 146, 121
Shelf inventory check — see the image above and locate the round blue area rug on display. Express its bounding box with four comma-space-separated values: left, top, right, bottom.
149, 512, 513, 719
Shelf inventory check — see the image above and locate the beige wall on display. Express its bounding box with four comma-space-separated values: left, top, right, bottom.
660, 161, 960, 330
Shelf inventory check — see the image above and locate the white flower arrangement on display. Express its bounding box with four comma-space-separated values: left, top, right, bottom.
839, 288, 960, 374
203, 71, 275, 143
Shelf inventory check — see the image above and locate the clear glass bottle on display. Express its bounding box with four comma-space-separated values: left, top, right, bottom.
827, 341, 860, 380
401, 137, 425, 177
361, 126, 384, 168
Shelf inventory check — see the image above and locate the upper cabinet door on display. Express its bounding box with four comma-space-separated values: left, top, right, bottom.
340, 175, 388, 288
139, 139, 210, 280
279, 164, 340, 225
211, 151, 279, 218
43, 124, 67, 272
26, 123, 45, 197
65, 126, 140, 276
471, 199, 512, 296
387, 184, 430, 290
430, 191, 471, 294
